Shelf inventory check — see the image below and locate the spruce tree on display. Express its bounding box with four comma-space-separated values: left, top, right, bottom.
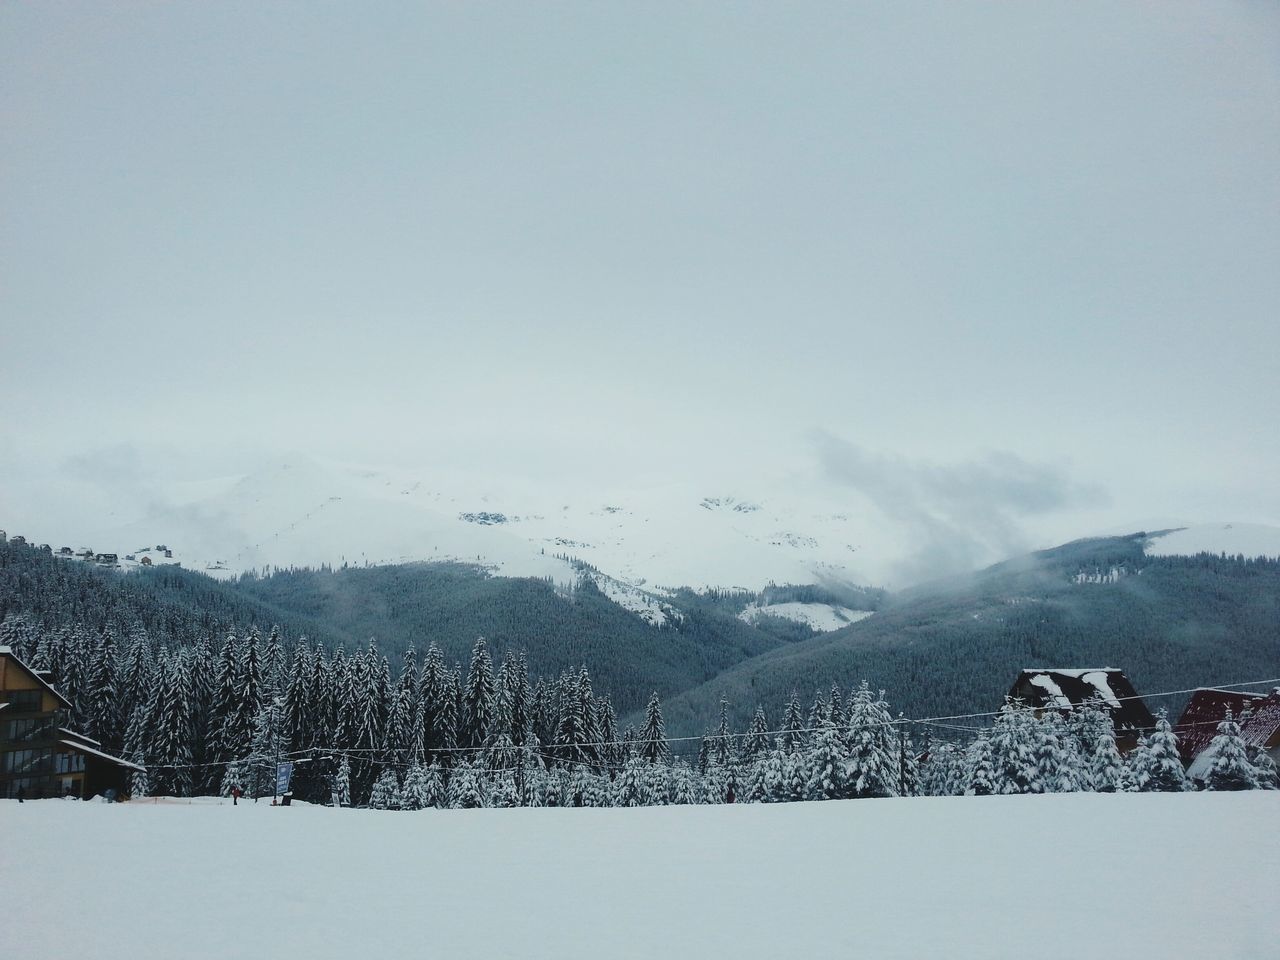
844, 682, 897, 798
401, 763, 430, 810
1203, 713, 1260, 791
369, 767, 402, 810
1089, 727, 1126, 793
964, 732, 995, 796
638, 692, 670, 765
989, 701, 1039, 794
806, 719, 849, 801
462, 638, 496, 749
780, 692, 806, 753
1137, 710, 1187, 792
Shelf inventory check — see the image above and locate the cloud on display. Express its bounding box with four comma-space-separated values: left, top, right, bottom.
815, 434, 1109, 584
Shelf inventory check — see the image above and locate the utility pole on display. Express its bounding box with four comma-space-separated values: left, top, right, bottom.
271, 697, 283, 806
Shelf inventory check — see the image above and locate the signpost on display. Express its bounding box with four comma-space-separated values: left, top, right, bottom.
275, 761, 293, 800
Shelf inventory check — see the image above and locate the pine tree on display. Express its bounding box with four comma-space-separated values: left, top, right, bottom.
462, 638, 496, 749
1034, 712, 1066, 793
783, 748, 809, 801
638, 692, 669, 765
989, 701, 1040, 794
1136, 710, 1187, 792
741, 706, 770, 764
334, 755, 352, 807
148, 653, 195, 797
964, 732, 995, 796
422, 762, 446, 808
760, 747, 788, 802
1089, 720, 1125, 793
1251, 749, 1279, 790
446, 760, 486, 808
844, 682, 897, 798
614, 756, 647, 807
669, 760, 699, 805
806, 720, 849, 801
1203, 712, 1260, 791
711, 697, 734, 767
401, 763, 430, 810
780, 692, 806, 754
369, 768, 402, 810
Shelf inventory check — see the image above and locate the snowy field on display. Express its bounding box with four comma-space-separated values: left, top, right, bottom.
5, 792, 1277, 960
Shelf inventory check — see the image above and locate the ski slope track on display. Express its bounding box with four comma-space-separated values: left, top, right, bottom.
4, 792, 1276, 960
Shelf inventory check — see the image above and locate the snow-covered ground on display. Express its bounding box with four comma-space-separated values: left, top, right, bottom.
1144, 522, 1280, 561
4, 792, 1276, 960
738, 600, 874, 632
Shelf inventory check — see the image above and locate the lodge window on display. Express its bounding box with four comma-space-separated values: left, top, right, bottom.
1, 747, 53, 774
54, 752, 85, 773
2, 717, 55, 743
6, 690, 43, 713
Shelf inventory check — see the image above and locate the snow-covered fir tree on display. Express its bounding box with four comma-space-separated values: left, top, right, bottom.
1203, 712, 1260, 791
369, 767, 402, 810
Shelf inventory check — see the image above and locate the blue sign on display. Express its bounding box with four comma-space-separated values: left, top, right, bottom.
276, 761, 294, 795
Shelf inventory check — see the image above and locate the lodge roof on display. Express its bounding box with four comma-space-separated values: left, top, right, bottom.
1173, 688, 1268, 762
58, 738, 145, 773
1009, 668, 1156, 732
0, 645, 74, 709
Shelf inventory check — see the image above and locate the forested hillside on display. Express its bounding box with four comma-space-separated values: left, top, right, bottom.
0, 543, 793, 716
657, 535, 1280, 735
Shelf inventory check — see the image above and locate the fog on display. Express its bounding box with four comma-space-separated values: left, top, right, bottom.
3, 2, 1278, 577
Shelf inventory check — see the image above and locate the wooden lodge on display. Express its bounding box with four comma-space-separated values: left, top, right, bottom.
0, 645, 142, 800
1008, 668, 1155, 751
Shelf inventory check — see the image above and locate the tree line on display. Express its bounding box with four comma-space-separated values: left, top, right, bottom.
3, 616, 1275, 808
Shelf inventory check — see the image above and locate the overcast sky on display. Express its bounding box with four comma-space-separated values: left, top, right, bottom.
3, 2, 1278, 548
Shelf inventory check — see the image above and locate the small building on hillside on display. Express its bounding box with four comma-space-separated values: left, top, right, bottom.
0, 646, 142, 800
1008, 668, 1156, 751
93, 553, 119, 566
139, 555, 153, 566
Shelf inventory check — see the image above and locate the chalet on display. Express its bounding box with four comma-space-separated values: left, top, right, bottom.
1172, 688, 1266, 764
93, 553, 119, 566
139, 555, 153, 566
1177, 688, 1280, 783
1008, 668, 1155, 751
0, 646, 142, 800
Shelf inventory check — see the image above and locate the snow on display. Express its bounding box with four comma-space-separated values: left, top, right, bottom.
57, 739, 145, 771
738, 601, 874, 632
21, 455, 916, 591
3, 792, 1276, 959
1145, 522, 1280, 560
586, 571, 679, 627
1028, 674, 1072, 710
1081, 671, 1122, 708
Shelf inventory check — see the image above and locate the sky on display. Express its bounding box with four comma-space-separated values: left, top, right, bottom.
3, 1, 1279, 572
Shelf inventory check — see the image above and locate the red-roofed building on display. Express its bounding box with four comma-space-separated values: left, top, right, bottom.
1173, 689, 1267, 764
1240, 690, 1280, 764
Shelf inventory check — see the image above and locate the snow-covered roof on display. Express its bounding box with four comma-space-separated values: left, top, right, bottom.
59, 727, 102, 746
1010, 669, 1155, 731
0, 646, 74, 708
0, 702, 9, 712
1173, 689, 1267, 762
58, 739, 145, 772
1241, 692, 1280, 751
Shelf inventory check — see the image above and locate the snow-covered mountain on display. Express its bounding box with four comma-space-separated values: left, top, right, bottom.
58, 456, 908, 597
